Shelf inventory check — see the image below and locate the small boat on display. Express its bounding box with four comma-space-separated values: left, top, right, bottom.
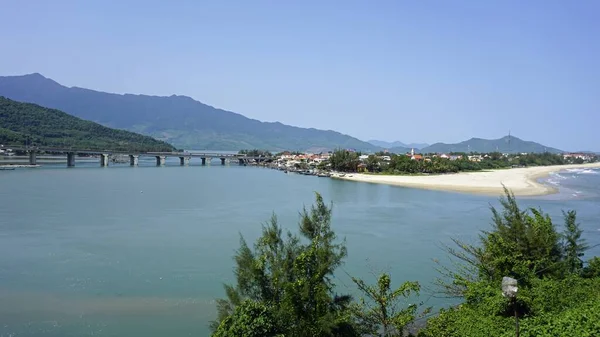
0, 167, 15, 171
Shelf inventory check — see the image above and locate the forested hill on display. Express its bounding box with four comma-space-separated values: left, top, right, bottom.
0, 73, 380, 152
0, 97, 176, 152
421, 135, 563, 154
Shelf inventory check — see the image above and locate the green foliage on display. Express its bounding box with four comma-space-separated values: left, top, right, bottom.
210, 188, 600, 337
213, 300, 283, 337
326, 151, 574, 175
481, 190, 562, 283
435, 187, 585, 300
0, 97, 175, 152
562, 210, 588, 275
239, 149, 272, 157
420, 277, 600, 337
329, 148, 360, 172
583, 257, 600, 278
365, 155, 381, 173
424, 188, 600, 337
351, 273, 428, 336
211, 193, 359, 337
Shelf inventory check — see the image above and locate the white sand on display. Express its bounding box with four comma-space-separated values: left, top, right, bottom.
332, 163, 600, 196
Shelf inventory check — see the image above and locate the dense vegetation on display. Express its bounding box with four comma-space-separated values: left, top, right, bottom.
0, 74, 380, 152
420, 188, 600, 337
212, 190, 600, 336
0, 97, 176, 152
212, 194, 429, 336
238, 149, 273, 157
327, 149, 595, 174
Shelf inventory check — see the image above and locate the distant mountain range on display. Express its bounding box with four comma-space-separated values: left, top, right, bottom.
0, 97, 175, 152
419, 136, 563, 154
368, 140, 430, 150
0, 73, 380, 152
0, 73, 568, 154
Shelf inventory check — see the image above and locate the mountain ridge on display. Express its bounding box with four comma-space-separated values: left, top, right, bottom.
420, 136, 563, 154
0, 73, 571, 154
0, 73, 380, 152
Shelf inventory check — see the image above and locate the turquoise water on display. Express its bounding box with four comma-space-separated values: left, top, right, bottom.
1, 162, 599, 336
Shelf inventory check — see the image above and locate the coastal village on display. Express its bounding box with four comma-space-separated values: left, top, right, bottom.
266, 148, 598, 175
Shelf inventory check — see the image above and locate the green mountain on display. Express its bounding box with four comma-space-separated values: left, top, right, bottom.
420, 136, 563, 154
0, 97, 175, 152
0, 73, 380, 152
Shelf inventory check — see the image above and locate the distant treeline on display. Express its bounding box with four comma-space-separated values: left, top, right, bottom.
328, 149, 596, 174
238, 149, 273, 157
0, 97, 175, 152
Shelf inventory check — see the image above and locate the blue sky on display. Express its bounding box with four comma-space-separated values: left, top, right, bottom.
1, 0, 598, 150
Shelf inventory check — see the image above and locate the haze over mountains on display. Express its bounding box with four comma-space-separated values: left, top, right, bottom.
0, 73, 569, 154
421, 136, 562, 154
0, 73, 379, 152
368, 140, 430, 151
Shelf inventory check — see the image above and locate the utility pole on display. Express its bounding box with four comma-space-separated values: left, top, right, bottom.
502, 276, 519, 337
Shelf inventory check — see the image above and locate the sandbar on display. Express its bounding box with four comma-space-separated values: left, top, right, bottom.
332, 163, 600, 196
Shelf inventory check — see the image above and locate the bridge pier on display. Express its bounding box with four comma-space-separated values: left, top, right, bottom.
156, 156, 166, 166
67, 152, 76, 167
179, 156, 190, 166
130, 155, 139, 166
100, 154, 109, 167
220, 158, 226, 165
28, 151, 37, 165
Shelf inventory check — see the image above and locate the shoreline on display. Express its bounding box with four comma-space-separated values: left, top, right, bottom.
0, 164, 41, 168
331, 163, 600, 196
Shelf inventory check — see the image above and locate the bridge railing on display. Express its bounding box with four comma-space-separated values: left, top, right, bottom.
1, 145, 274, 160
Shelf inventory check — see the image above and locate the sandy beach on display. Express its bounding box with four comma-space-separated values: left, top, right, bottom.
332, 163, 600, 196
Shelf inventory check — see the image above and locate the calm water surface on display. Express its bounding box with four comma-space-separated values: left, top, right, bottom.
1, 160, 599, 336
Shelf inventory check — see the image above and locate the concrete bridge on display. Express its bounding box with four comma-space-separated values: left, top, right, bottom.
4, 146, 269, 167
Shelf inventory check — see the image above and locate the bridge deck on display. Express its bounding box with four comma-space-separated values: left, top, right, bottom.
2, 146, 267, 160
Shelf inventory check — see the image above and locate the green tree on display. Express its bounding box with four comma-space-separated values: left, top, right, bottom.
351, 273, 427, 336
213, 300, 283, 337
239, 149, 273, 157
365, 155, 381, 173
423, 189, 600, 337
436, 187, 563, 298
329, 148, 359, 172
561, 210, 588, 275
211, 193, 358, 337
582, 257, 600, 278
